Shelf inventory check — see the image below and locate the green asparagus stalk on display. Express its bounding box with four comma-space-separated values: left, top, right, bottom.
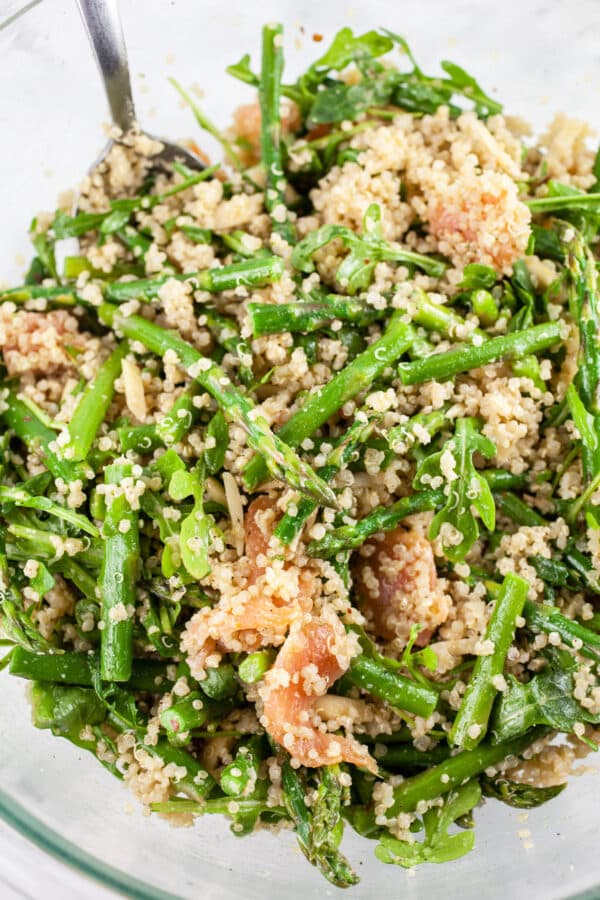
274, 414, 378, 545
203, 308, 254, 387
346, 655, 438, 718
308, 489, 445, 558
398, 322, 562, 385
237, 649, 276, 683
259, 24, 295, 243
308, 468, 521, 558
160, 691, 236, 744
386, 407, 449, 453
281, 758, 358, 888
449, 573, 528, 750
0, 284, 84, 306
243, 311, 414, 491
376, 742, 452, 771
118, 383, 202, 453
388, 727, 550, 815
494, 492, 547, 527
63, 343, 128, 462
9, 646, 174, 692
0, 485, 98, 536
220, 736, 264, 795
99, 462, 140, 681
409, 287, 486, 340
104, 256, 285, 302
2, 390, 92, 483
248, 296, 383, 335
523, 599, 600, 663
98, 304, 336, 507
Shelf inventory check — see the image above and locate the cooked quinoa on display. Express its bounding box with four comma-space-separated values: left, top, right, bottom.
2, 23, 600, 888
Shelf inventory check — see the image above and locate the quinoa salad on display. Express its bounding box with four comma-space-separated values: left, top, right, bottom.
2, 23, 600, 887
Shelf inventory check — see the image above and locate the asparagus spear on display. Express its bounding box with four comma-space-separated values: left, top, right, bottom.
347, 655, 438, 718
522, 599, 600, 663
274, 414, 378, 545
388, 727, 550, 815
0, 485, 98, 537
494, 491, 546, 527
104, 256, 285, 302
203, 308, 254, 387
527, 193, 600, 212
237, 649, 276, 683
449, 573, 528, 750
9, 646, 174, 692
308, 489, 445, 558
0, 284, 84, 306
243, 311, 414, 491
2, 390, 92, 483
376, 742, 451, 771
308, 469, 523, 558
409, 287, 486, 341
98, 304, 336, 507
281, 757, 358, 888
386, 407, 448, 453
118, 383, 202, 453
62, 342, 128, 462
398, 322, 562, 385
99, 462, 140, 681
220, 736, 264, 795
259, 24, 295, 244
562, 227, 600, 486
160, 691, 236, 745
248, 295, 383, 335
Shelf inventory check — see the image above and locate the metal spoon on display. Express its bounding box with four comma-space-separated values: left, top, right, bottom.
75, 0, 204, 183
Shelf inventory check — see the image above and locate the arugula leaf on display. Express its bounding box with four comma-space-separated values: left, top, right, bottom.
457, 263, 497, 292
28, 561, 55, 599
528, 181, 600, 237
508, 259, 538, 328
52, 168, 217, 240
480, 776, 566, 809
491, 648, 600, 743
89, 658, 146, 732
149, 447, 187, 483
292, 203, 445, 291
312, 28, 394, 72
309, 74, 396, 124
226, 53, 260, 87
275, 27, 501, 125
385, 31, 502, 118
400, 622, 439, 682
169, 464, 213, 580
204, 411, 229, 476
29, 218, 58, 280
31, 682, 106, 735
375, 781, 481, 867
439, 60, 501, 118
414, 417, 496, 562
530, 224, 565, 262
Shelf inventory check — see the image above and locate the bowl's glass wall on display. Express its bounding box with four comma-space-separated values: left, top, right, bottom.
1, 0, 600, 897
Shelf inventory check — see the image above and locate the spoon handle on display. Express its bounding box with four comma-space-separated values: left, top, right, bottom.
76, 0, 136, 132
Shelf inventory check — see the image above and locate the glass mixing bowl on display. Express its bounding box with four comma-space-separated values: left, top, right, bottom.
1, 0, 600, 896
